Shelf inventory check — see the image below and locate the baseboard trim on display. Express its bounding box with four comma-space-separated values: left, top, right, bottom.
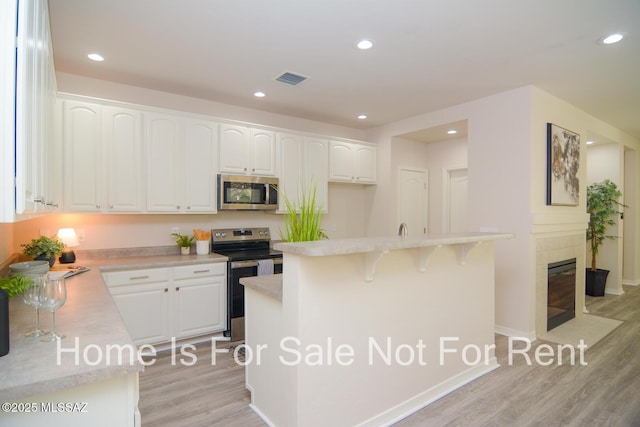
355, 359, 500, 427
622, 279, 640, 286
249, 403, 277, 427
495, 325, 536, 341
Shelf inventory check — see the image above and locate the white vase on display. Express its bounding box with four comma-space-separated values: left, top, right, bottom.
180, 247, 190, 255
196, 240, 210, 255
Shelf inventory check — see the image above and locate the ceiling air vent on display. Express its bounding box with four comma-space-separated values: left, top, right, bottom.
275, 72, 308, 86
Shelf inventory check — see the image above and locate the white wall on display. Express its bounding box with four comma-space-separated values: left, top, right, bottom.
368, 86, 532, 335
391, 137, 468, 233
368, 85, 640, 337
623, 149, 639, 285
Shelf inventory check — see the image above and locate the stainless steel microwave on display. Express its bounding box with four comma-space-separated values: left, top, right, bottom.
217, 174, 279, 210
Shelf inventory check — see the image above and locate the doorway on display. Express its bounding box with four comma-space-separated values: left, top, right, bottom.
443, 167, 468, 232
397, 167, 428, 235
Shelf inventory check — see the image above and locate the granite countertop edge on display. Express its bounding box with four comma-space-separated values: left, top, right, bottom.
240, 274, 283, 302
0, 252, 228, 401
274, 232, 515, 256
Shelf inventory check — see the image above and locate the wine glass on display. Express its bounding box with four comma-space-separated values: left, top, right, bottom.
22, 274, 48, 337
39, 277, 67, 342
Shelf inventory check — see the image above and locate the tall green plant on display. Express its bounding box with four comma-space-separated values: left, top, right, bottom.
586, 179, 625, 271
280, 183, 327, 242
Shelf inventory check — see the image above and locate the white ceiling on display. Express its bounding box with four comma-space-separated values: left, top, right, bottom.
48, 0, 640, 141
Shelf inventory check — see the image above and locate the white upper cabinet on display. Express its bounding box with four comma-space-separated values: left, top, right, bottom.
63, 100, 143, 212
63, 101, 101, 211
102, 106, 144, 211
4, 0, 58, 220
219, 124, 275, 176
146, 113, 218, 213
303, 137, 329, 212
276, 133, 329, 213
329, 141, 376, 184
183, 119, 218, 212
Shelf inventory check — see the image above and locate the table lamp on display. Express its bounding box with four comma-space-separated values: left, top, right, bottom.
57, 228, 80, 264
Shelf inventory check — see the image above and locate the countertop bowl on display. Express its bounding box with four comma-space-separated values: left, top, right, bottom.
9, 260, 50, 275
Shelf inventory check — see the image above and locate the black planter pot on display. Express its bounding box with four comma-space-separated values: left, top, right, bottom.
34, 254, 55, 267
586, 268, 609, 297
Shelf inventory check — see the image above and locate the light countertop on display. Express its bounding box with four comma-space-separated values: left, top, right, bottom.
274, 232, 515, 257
240, 274, 283, 302
0, 252, 227, 401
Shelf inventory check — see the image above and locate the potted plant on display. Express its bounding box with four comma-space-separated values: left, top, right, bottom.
21, 236, 66, 267
280, 183, 328, 242
172, 233, 194, 255
586, 179, 625, 296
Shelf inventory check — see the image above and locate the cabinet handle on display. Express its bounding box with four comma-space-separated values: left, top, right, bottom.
34, 198, 44, 204
164, 288, 168, 292
176, 205, 180, 210
109, 204, 114, 209
193, 269, 210, 274
129, 275, 150, 280
176, 287, 180, 291
187, 206, 191, 210
96, 203, 101, 209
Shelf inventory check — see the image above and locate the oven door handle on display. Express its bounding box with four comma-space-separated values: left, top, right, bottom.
230, 258, 283, 269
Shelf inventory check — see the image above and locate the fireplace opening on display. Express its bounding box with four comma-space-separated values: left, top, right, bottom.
547, 258, 576, 331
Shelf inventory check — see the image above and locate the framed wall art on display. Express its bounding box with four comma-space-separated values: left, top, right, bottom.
547, 123, 580, 206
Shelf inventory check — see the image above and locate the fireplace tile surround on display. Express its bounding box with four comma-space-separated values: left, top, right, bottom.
535, 233, 586, 338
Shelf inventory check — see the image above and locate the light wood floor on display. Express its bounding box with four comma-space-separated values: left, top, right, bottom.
139, 285, 640, 426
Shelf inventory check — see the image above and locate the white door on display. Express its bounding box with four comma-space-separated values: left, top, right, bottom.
398, 168, 428, 235
444, 168, 468, 232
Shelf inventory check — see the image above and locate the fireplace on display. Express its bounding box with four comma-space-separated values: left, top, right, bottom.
547, 258, 576, 331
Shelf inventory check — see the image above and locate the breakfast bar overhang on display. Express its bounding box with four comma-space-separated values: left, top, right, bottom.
241, 232, 514, 427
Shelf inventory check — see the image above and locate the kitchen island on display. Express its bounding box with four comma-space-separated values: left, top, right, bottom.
0, 252, 227, 427
241, 232, 513, 427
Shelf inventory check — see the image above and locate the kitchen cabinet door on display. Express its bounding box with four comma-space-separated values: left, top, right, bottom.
276, 133, 303, 212
250, 129, 276, 176
219, 124, 250, 174
109, 282, 172, 346
355, 144, 376, 183
146, 113, 183, 212
183, 119, 218, 212
63, 101, 102, 211
329, 141, 377, 184
219, 124, 275, 176
11, 0, 58, 218
304, 137, 329, 213
102, 106, 143, 211
174, 277, 226, 338
328, 141, 354, 182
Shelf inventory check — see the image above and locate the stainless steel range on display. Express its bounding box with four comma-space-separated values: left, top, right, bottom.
212, 227, 282, 342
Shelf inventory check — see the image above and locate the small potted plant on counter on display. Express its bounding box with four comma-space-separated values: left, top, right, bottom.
586, 179, 626, 296
21, 235, 66, 267
172, 232, 194, 255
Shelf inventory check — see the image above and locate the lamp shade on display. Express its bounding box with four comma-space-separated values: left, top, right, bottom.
57, 228, 80, 247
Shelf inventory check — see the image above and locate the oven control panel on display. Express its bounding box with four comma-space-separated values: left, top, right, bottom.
212, 227, 271, 243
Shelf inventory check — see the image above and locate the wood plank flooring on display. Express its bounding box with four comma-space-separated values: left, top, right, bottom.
139, 285, 640, 426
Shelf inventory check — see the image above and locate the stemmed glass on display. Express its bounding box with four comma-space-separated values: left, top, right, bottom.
22, 274, 48, 337
39, 277, 67, 342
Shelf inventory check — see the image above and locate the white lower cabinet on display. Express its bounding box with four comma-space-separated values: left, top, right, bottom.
104, 263, 226, 346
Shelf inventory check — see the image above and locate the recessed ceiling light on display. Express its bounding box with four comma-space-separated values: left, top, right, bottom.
254, 91, 265, 98
357, 39, 374, 50
586, 140, 594, 145
357, 114, 367, 120
447, 130, 457, 135
602, 33, 624, 44
87, 53, 104, 62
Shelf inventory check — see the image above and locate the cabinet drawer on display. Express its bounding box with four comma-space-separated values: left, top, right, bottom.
173, 263, 225, 280
103, 267, 170, 287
